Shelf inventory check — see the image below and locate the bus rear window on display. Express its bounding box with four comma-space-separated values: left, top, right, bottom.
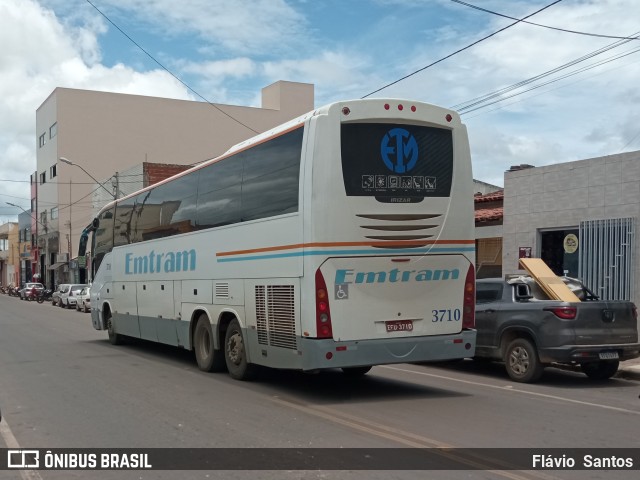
341, 123, 453, 201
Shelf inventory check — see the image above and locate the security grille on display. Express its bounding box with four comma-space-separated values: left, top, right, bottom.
579, 217, 635, 301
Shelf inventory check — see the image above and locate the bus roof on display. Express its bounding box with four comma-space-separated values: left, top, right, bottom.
94, 98, 461, 215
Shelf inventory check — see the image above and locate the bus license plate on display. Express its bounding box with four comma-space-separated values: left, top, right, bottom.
599, 351, 619, 360
386, 320, 413, 332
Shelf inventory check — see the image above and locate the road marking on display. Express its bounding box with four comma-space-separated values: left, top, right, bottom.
0, 418, 43, 480
270, 396, 559, 480
381, 365, 640, 416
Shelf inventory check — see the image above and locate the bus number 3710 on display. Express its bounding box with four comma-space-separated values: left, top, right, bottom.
432, 309, 462, 322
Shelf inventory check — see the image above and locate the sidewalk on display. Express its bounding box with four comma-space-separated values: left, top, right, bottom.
617, 357, 640, 381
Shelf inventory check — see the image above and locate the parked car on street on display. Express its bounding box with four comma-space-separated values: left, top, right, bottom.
59, 284, 88, 309
75, 287, 91, 313
474, 276, 640, 383
19, 282, 44, 300
51, 284, 70, 306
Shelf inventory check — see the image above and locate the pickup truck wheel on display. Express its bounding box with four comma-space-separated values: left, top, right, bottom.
581, 360, 619, 380
504, 338, 543, 383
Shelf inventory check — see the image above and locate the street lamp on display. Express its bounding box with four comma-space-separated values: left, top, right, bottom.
5, 202, 47, 233
59, 157, 116, 199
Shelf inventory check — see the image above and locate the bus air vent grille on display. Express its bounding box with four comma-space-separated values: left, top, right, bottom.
357, 214, 441, 248
255, 286, 268, 345
215, 283, 230, 299
255, 285, 297, 349
267, 285, 296, 350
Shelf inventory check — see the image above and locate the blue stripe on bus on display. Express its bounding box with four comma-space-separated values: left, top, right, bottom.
217, 247, 476, 262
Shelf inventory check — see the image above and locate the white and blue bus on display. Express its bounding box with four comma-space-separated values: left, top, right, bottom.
80, 99, 476, 380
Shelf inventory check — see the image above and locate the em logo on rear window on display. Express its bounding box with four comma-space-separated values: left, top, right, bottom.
380, 128, 419, 174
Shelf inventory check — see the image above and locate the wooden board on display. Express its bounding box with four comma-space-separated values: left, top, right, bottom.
518, 258, 581, 302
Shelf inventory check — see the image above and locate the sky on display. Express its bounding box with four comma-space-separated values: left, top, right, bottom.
1, 0, 639, 221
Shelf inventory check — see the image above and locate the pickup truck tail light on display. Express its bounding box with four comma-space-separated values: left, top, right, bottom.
462, 265, 475, 329
545, 306, 577, 320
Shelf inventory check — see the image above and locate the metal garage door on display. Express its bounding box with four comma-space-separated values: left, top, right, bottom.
579, 217, 635, 301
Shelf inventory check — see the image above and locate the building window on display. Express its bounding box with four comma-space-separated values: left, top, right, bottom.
39, 171, 46, 184
50, 164, 57, 178
49, 122, 57, 139
51, 207, 58, 220
40, 211, 47, 228
39, 133, 46, 148
31, 199, 36, 212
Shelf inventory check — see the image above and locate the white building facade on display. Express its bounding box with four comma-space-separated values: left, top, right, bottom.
502, 150, 639, 304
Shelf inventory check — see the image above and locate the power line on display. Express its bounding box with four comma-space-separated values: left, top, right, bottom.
452, 31, 640, 113
85, 0, 259, 134
361, 0, 563, 98
461, 46, 640, 115
462, 54, 640, 120
450, 0, 640, 41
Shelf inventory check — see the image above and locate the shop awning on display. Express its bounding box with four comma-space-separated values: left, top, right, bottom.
47, 262, 67, 270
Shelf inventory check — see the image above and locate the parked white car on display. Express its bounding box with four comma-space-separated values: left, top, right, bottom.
75, 287, 91, 313
52, 284, 70, 306
59, 284, 88, 309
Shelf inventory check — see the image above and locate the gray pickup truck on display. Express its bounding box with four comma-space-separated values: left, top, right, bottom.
475, 276, 640, 382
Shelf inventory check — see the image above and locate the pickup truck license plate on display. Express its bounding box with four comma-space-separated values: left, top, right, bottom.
386, 320, 413, 332
599, 351, 619, 360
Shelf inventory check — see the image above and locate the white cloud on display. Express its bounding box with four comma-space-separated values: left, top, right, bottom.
94, 0, 308, 55
263, 50, 377, 103
0, 0, 193, 217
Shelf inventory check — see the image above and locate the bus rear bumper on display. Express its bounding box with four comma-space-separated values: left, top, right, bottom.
298, 330, 476, 371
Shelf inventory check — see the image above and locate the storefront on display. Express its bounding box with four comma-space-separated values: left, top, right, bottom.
503, 151, 639, 304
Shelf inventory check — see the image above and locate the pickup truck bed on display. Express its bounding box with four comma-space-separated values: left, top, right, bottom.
475, 277, 640, 382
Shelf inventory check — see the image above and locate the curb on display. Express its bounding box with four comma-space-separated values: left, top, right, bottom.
615, 367, 640, 381
553, 363, 640, 381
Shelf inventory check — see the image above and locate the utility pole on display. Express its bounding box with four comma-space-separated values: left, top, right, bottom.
112, 171, 120, 199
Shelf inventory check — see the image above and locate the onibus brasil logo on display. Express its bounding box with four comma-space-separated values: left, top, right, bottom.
380, 128, 418, 173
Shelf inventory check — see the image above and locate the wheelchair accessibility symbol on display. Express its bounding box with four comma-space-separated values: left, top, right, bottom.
335, 284, 349, 300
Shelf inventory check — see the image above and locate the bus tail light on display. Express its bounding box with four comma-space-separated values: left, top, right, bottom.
462, 265, 475, 329
315, 269, 334, 339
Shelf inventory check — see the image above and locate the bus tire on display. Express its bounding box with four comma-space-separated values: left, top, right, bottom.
341, 366, 372, 377
224, 319, 255, 381
106, 312, 123, 345
194, 314, 225, 372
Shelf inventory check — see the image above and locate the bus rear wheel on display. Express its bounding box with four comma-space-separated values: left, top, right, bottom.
194, 314, 225, 372
224, 319, 255, 381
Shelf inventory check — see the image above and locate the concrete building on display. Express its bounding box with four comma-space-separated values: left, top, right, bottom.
17, 211, 33, 284
475, 189, 504, 279
35, 81, 314, 288
0, 222, 19, 287
502, 150, 639, 303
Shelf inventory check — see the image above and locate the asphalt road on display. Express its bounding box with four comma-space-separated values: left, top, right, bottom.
1, 294, 638, 480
